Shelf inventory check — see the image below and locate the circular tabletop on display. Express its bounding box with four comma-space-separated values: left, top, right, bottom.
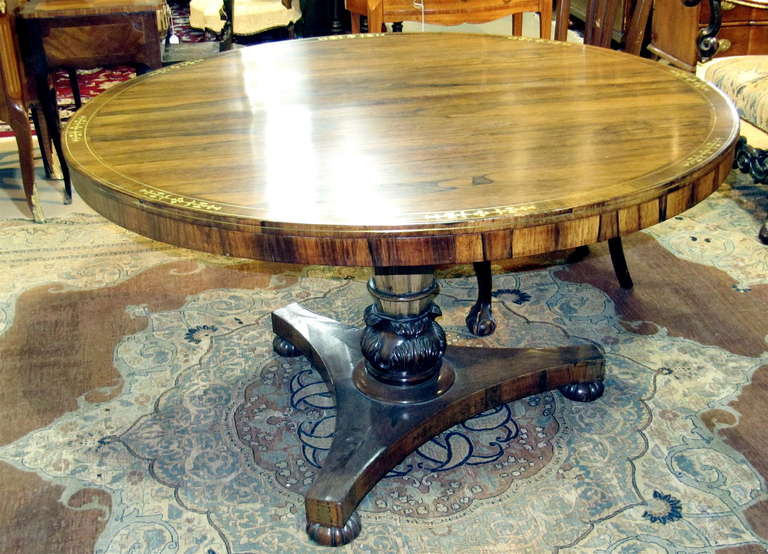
64, 33, 739, 267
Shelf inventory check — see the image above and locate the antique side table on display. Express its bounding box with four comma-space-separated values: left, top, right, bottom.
62, 33, 739, 546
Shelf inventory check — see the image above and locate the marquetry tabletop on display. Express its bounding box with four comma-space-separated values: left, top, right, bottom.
63, 33, 739, 267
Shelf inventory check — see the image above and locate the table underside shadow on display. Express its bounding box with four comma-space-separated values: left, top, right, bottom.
272, 302, 605, 546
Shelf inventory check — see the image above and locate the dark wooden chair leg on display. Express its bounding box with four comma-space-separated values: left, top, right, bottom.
30, 105, 53, 179
608, 236, 633, 289
9, 99, 45, 222
466, 261, 496, 336
760, 221, 768, 244
66, 68, 82, 109
22, 19, 72, 205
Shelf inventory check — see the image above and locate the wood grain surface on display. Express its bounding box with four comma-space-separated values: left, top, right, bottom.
346, 0, 554, 38
63, 33, 740, 267
19, 0, 165, 18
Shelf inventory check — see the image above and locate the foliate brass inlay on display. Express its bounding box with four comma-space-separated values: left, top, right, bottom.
317, 33, 386, 41
668, 67, 711, 92
148, 59, 204, 77
683, 139, 724, 167
138, 188, 223, 211
506, 35, 576, 46
423, 204, 537, 221
67, 116, 87, 143
724, 0, 768, 8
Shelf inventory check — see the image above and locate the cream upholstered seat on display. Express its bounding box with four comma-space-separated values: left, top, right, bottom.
190, 0, 300, 36
699, 54, 768, 243
703, 56, 768, 133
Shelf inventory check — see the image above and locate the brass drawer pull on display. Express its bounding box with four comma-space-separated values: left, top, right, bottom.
717, 38, 732, 53
721, 1, 736, 10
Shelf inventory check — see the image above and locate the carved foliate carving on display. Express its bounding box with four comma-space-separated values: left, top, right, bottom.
361, 303, 446, 385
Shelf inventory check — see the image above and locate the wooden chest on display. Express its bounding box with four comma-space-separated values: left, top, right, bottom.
649, 0, 768, 71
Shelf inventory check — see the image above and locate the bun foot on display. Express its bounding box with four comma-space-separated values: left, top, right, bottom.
559, 380, 604, 402
465, 301, 496, 336
306, 512, 361, 547
272, 335, 302, 357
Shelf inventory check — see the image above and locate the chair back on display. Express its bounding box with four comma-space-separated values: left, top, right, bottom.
555, 0, 652, 53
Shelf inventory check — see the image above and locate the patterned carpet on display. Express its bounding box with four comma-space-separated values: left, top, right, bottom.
1, 163, 767, 551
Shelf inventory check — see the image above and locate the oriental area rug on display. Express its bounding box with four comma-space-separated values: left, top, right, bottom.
1, 166, 768, 552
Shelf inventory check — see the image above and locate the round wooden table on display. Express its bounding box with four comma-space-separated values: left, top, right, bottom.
63, 33, 739, 546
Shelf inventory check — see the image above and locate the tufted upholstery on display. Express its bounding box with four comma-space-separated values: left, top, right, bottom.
702, 55, 768, 243
703, 56, 768, 133
190, 0, 300, 36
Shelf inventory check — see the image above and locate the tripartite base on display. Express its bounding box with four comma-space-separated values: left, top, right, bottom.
272, 302, 605, 547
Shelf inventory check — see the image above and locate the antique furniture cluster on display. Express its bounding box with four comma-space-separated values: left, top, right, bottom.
0, 0, 66, 222
164, 0, 235, 63
2, 0, 171, 222
653, 0, 768, 242
651, 0, 768, 72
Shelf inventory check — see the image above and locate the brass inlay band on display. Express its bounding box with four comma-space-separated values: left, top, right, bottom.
147, 59, 204, 76
316, 33, 386, 41
67, 115, 87, 143
423, 204, 537, 221
506, 35, 575, 46
138, 188, 224, 211
721, 0, 768, 9
683, 138, 724, 167
668, 67, 712, 92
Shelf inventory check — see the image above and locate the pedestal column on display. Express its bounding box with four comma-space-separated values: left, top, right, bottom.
271, 266, 605, 546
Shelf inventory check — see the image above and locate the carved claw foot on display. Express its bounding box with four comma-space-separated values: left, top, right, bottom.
272, 335, 302, 357
559, 380, 605, 402
465, 301, 496, 336
306, 512, 361, 547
